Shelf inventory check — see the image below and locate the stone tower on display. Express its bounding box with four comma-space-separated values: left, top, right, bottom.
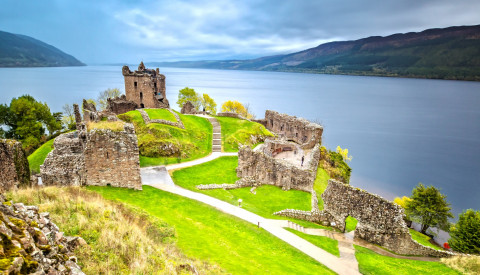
122, 62, 169, 109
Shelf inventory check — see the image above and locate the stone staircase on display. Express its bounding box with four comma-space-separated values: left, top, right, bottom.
208, 117, 222, 152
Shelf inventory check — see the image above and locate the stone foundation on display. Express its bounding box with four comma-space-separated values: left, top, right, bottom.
235, 143, 320, 192
264, 110, 323, 149
0, 139, 30, 191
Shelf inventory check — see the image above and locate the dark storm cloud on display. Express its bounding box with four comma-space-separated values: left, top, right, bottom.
1, 0, 479, 63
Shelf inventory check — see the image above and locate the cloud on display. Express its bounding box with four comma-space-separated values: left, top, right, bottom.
1, 0, 479, 63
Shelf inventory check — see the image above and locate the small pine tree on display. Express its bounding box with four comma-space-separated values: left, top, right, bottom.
449, 209, 480, 254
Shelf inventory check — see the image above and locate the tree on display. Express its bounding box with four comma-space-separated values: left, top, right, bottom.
336, 146, 352, 162
177, 87, 201, 110
97, 88, 122, 111
0, 95, 62, 153
394, 196, 412, 209
221, 100, 255, 119
62, 104, 76, 130
201, 93, 217, 114
405, 183, 454, 234
449, 209, 480, 254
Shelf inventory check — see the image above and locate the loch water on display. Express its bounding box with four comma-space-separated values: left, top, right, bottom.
1, 65, 479, 216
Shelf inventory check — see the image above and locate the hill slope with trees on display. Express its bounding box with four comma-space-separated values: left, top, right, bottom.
154, 24, 480, 81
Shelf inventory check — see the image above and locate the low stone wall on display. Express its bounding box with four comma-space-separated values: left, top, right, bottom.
0, 194, 84, 274
252, 119, 267, 127
196, 177, 256, 190
84, 124, 142, 190
216, 112, 247, 120
0, 139, 30, 191
236, 144, 321, 192
139, 109, 185, 129
264, 110, 323, 149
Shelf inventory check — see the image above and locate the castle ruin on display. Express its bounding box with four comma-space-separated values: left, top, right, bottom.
122, 62, 169, 109
40, 104, 142, 190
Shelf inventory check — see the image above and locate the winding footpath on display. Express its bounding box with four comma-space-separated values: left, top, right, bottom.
141, 115, 362, 274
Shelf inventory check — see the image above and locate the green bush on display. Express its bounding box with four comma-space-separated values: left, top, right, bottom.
449, 209, 480, 254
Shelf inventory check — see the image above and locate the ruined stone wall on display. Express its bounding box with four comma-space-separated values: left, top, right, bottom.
264, 110, 323, 149
321, 179, 452, 257
107, 95, 138, 115
41, 132, 86, 187
83, 124, 142, 190
123, 63, 169, 109
236, 144, 320, 192
0, 139, 30, 191
41, 124, 141, 190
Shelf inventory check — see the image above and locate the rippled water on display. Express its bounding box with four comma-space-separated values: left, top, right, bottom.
1, 66, 479, 216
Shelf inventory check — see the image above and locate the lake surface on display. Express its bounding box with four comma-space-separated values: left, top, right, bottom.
1, 66, 479, 216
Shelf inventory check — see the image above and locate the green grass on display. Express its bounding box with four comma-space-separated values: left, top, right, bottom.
144, 108, 177, 122
89, 185, 336, 274
314, 166, 330, 210
215, 116, 273, 152
345, 216, 358, 232
409, 228, 444, 251
118, 110, 212, 167
354, 245, 459, 275
285, 228, 340, 257
27, 138, 54, 173
171, 156, 332, 230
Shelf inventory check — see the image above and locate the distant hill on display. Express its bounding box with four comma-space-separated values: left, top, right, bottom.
0, 30, 85, 67
153, 25, 480, 81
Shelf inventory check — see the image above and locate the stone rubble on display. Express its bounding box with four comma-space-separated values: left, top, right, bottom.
0, 194, 85, 274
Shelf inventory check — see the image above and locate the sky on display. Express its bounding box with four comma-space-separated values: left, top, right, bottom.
1, 0, 479, 64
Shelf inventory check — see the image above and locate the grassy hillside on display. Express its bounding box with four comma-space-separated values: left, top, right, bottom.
27, 138, 54, 173
215, 116, 273, 152
8, 187, 221, 274
89, 185, 336, 274
118, 110, 212, 167
0, 30, 84, 67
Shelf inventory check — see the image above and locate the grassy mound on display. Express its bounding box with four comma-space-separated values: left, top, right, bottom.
90, 185, 335, 274
87, 121, 125, 131
144, 108, 177, 122
8, 187, 221, 274
118, 110, 212, 167
27, 138, 54, 173
409, 229, 444, 251
215, 116, 273, 152
285, 228, 340, 256
354, 245, 459, 274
